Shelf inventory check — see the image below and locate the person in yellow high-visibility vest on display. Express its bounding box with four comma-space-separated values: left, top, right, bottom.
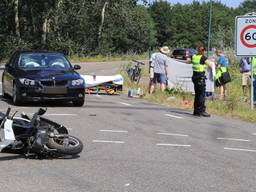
187, 47, 212, 117
215, 48, 229, 100
251, 57, 256, 103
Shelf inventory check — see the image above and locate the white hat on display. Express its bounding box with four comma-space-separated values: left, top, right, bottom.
160, 46, 170, 54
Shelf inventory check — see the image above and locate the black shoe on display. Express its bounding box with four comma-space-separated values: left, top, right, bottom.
193, 112, 201, 117
200, 112, 211, 117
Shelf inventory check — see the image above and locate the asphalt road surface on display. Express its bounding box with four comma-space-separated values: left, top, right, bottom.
0, 63, 256, 192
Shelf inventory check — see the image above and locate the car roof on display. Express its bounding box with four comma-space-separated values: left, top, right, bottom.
14, 50, 65, 55
173, 48, 196, 50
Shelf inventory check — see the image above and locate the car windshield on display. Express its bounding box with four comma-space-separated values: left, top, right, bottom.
18, 53, 71, 70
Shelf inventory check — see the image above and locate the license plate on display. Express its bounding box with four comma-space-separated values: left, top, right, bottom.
44, 87, 67, 94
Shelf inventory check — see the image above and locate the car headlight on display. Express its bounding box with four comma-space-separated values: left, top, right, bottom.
19, 78, 35, 86
71, 79, 84, 86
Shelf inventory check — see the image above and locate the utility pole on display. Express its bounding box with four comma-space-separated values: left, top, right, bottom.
207, 0, 213, 57
148, 0, 152, 59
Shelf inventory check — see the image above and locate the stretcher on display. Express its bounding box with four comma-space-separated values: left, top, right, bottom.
81, 74, 123, 94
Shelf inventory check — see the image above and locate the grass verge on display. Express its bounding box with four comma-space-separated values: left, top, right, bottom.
69, 53, 148, 63
121, 62, 256, 122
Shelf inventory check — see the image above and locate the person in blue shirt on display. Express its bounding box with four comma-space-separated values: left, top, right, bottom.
240, 57, 251, 98
215, 48, 229, 100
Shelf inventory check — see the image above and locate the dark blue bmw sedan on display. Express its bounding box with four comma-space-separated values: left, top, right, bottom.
2, 51, 85, 106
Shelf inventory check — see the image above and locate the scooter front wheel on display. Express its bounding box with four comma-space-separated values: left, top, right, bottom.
47, 135, 83, 155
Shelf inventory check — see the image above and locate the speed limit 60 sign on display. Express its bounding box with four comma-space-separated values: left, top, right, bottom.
236, 16, 256, 56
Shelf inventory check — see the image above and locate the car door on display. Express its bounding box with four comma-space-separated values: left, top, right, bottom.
3, 53, 18, 95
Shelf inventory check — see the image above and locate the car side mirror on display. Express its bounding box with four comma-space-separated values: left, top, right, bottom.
73, 65, 81, 70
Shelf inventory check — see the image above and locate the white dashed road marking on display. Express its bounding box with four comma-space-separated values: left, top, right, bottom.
45, 114, 78, 116
217, 137, 250, 142
119, 102, 132, 106
165, 114, 184, 119
99, 130, 128, 133
224, 147, 256, 152
156, 143, 191, 147
93, 140, 125, 144
157, 132, 188, 137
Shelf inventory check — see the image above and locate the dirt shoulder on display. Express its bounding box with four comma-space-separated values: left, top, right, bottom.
72, 60, 149, 76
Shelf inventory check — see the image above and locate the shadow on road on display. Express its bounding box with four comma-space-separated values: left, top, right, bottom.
0, 150, 81, 161
85, 104, 172, 111
0, 154, 23, 161
0, 95, 79, 107
168, 110, 194, 117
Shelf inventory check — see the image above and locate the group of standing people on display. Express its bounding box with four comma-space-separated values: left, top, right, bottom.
149, 45, 230, 118
188, 47, 229, 117
240, 56, 256, 102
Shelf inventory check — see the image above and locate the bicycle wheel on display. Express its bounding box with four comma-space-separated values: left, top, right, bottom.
134, 68, 142, 84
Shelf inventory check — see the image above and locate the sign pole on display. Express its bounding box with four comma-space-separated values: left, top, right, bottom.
251, 60, 254, 109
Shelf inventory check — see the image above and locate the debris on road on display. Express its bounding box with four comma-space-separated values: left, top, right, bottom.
128, 88, 144, 98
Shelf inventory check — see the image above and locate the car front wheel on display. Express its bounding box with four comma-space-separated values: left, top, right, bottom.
72, 99, 85, 107
1, 81, 8, 99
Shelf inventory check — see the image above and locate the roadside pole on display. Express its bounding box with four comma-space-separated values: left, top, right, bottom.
247, 13, 256, 110
235, 13, 256, 109
207, 0, 212, 57
148, 28, 151, 59
251, 60, 254, 109
148, 0, 152, 59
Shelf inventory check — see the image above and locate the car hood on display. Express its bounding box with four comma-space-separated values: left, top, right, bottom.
18, 69, 81, 80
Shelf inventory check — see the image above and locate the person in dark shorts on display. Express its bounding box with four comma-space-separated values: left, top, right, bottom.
240, 57, 251, 98
149, 46, 170, 94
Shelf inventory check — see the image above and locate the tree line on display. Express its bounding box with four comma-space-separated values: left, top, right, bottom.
0, 0, 255, 60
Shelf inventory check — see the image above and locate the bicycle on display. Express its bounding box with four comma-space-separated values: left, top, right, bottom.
127, 60, 145, 84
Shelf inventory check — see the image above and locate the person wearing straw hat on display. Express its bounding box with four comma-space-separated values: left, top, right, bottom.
149, 46, 170, 94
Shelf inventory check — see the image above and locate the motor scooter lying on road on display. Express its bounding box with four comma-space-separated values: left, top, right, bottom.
0, 107, 83, 158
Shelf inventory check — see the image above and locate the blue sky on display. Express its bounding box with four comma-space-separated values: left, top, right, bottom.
165, 0, 243, 8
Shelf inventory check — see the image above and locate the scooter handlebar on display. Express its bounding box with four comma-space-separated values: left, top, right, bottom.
132, 60, 145, 65
5, 107, 11, 119
0, 107, 11, 129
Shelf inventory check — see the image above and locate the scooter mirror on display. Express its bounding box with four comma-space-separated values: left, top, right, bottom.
38, 108, 47, 116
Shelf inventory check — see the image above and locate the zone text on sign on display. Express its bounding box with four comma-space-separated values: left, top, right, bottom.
245, 19, 256, 23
